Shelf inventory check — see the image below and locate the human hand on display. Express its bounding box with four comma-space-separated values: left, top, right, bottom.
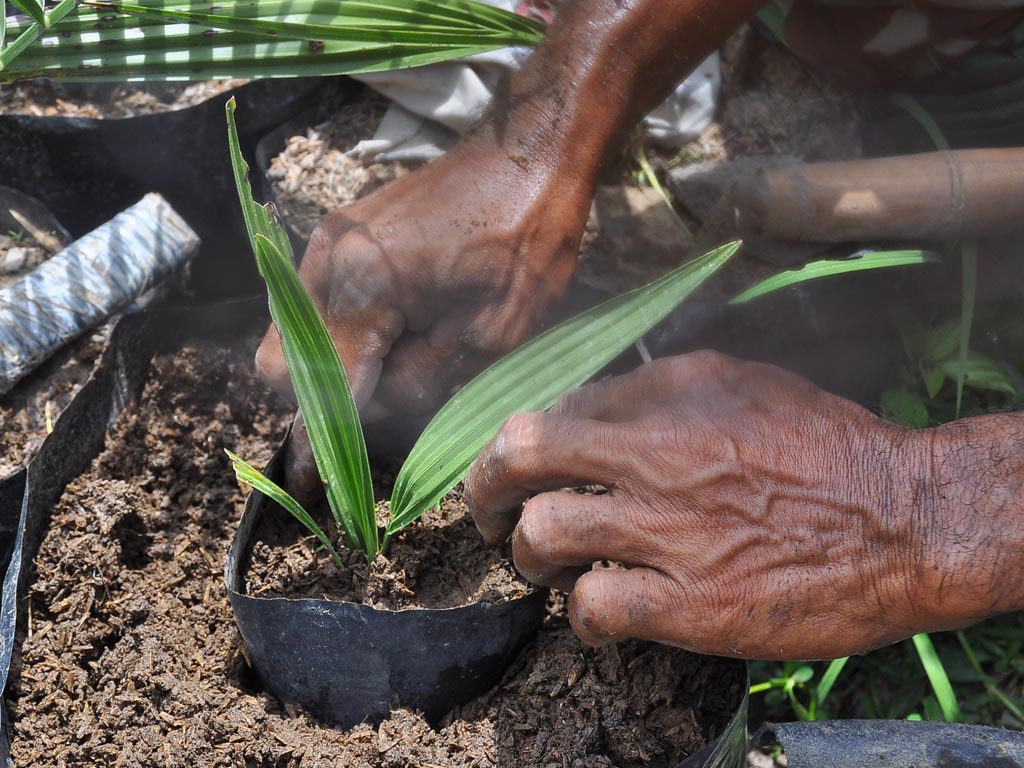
464, 351, 948, 660
256, 134, 593, 496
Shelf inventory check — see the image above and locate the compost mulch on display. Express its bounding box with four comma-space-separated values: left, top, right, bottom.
6, 337, 741, 767
268, 89, 412, 239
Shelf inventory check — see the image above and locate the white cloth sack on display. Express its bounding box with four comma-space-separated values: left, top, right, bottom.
350, 2, 720, 161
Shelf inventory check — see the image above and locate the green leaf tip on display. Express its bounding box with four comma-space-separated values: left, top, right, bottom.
730, 249, 937, 305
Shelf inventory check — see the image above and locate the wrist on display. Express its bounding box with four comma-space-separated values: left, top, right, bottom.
905, 415, 1024, 630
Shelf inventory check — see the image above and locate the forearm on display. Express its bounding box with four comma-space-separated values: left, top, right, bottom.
914, 412, 1024, 627
465, 0, 762, 189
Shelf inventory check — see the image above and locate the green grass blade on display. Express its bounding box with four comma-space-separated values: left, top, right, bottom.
911, 633, 961, 722
730, 250, 937, 305
956, 241, 978, 417
888, 94, 978, 419
226, 450, 343, 568
386, 242, 738, 535
816, 657, 849, 708
227, 99, 377, 561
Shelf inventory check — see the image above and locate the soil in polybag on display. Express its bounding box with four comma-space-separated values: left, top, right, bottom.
8, 336, 743, 767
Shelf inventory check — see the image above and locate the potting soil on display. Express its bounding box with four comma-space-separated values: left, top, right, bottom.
7, 337, 743, 767
268, 90, 412, 240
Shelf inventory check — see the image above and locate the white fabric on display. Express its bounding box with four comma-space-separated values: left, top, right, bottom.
350, 1, 721, 161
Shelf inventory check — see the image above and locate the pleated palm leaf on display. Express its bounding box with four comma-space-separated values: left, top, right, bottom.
0, 0, 545, 81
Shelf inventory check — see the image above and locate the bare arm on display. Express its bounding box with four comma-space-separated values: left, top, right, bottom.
257, 0, 761, 492
914, 413, 1024, 630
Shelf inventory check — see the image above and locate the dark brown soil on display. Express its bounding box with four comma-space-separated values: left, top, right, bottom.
7, 337, 743, 767
0, 323, 113, 479
247, 479, 530, 609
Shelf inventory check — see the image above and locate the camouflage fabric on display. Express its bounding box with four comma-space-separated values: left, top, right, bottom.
758, 0, 1024, 89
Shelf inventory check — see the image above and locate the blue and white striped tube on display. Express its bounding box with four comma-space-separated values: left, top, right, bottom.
0, 193, 199, 395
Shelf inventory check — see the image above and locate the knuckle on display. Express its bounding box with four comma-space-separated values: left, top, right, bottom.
254, 337, 286, 386
682, 349, 732, 380
493, 412, 546, 469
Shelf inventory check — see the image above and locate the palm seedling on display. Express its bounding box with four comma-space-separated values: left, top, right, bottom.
223, 97, 738, 565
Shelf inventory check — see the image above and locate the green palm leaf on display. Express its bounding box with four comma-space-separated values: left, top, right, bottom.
386, 241, 739, 535
227, 98, 377, 561
730, 250, 937, 305
1, 0, 543, 80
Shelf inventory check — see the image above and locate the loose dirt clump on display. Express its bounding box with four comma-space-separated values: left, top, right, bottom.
8, 336, 742, 767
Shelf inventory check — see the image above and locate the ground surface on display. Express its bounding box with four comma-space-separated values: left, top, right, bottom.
7, 338, 743, 768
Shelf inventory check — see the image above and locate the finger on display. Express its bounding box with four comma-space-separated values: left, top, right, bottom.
568, 567, 680, 646
511, 491, 650, 587
465, 411, 627, 545
283, 411, 324, 509
553, 359, 678, 423
255, 324, 293, 403
554, 375, 648, 423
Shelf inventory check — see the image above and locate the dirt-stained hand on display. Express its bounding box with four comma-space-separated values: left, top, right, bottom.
464, 351, 956, 660
256, 137, 591, 500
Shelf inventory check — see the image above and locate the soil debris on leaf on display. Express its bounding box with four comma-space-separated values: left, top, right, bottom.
8, 337, 742, 766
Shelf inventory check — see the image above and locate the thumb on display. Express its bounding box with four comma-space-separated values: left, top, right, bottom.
283, 411, 323, 509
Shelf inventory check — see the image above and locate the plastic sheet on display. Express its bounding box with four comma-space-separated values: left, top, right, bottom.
755, 720, 1024, 767
0, 193, 198, 394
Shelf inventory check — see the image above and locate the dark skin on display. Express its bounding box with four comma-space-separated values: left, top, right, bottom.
257, 0, 1024, 659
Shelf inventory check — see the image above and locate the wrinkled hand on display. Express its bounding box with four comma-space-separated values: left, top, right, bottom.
465, 351, 941, 660
256, 139, 592, 497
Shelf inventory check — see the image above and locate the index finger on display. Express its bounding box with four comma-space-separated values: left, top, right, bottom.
465, 410, 626, 544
